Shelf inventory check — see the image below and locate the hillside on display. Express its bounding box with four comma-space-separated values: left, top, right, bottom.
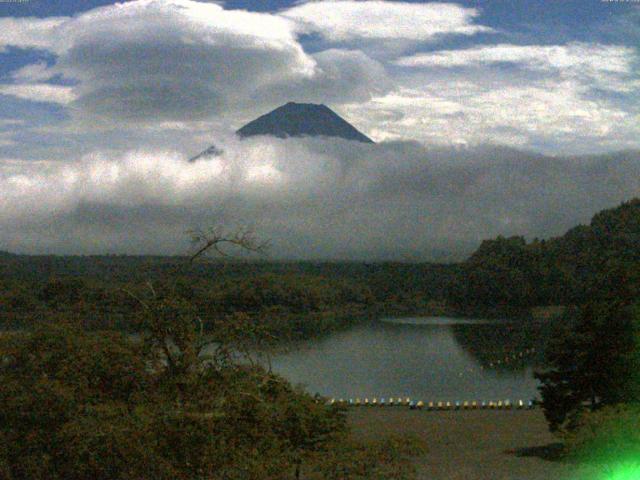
448, 198, 640, 311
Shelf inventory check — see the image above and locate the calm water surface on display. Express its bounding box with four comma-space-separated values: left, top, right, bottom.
266, 317, 543, 402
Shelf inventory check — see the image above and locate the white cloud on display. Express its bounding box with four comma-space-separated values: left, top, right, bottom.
281, 1, 493, 42
0, 84, 76, 105
333, 41, 640, 152
343, 77, 638, 153
0, 0, 636, 155
10, 61, 56, 83
0, 17, 66, 53
0, 0, 390, 122
263, 48, 391, 105
0, 119, 23, 128
395, 43, 634, 73
394, 42, 640, 95
58, 0, 318, 121
1, 139, 639, 258
2, 58, 72, 107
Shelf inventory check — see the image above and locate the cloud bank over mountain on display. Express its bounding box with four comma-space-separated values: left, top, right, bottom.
0, 0, 637, 154
2, 136, 638, 259
0, 0, 638, 257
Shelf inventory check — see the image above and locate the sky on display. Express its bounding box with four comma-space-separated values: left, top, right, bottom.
0, 0, 639, 259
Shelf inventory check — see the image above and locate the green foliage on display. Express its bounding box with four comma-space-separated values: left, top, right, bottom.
564, 404, 640, 466
0, 263, 454, 339
38, 277, 88, 305
0, 284, 427, 480
535, 302, 640, 432
210, 273, 373, 313
0, 322, 150, 479
448, 199, 640, 312
0, 310, 353, 480
447, 236, 541, 310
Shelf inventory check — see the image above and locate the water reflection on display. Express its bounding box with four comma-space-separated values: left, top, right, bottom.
267, 317, 546, 401
451, 320, 548, 373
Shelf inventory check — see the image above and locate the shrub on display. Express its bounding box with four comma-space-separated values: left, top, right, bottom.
565, 403, 640, 465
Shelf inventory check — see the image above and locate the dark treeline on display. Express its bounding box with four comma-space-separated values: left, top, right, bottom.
0, 256, 456, 339
449, 198, 640, 313
2, 199, 640, 338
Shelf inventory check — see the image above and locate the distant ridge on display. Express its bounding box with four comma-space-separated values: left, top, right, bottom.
188, 144, 223, 162
236, 102, 374, 143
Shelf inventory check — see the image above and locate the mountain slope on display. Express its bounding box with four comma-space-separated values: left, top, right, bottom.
188, 144, 223, 162
450, 198, 640, 310
236, 102, 374, 143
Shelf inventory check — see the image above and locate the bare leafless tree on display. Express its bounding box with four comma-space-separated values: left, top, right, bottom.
187, 225, 269, 264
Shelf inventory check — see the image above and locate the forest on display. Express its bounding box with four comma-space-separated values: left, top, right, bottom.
1, 198, 640, 478
2, 199, 639, 336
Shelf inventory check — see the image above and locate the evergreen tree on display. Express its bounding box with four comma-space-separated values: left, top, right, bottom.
535, 301, 640, 432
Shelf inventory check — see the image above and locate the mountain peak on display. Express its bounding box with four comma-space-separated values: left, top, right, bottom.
285, 101, 327, 109
236, 102, 374, 143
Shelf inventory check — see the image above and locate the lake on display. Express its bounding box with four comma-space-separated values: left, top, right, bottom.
264, 317, 545, 403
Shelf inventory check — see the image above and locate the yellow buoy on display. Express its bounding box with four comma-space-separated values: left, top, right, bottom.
372, 398, 378, 406
416, 400, 424, 409
463, 401, 469, 409
355, 398, 361, 406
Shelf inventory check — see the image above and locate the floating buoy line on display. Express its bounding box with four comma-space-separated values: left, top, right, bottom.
462, 347, 538, 376
322, 397, 537, 410
315, 347, 540, 411
484, 347, 537, 367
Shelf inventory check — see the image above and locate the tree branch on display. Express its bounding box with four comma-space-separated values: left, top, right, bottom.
187, 226, 269, 264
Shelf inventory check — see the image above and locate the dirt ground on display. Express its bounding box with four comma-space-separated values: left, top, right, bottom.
348, 408, 597, 480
